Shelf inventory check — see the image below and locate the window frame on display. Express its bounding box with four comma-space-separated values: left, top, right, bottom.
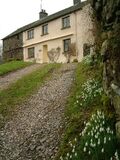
63, 39, 71, 53
27, 29, 34, 40
28, 47, 35, 59
42, 24, 48, 36
62, 16, 70, 29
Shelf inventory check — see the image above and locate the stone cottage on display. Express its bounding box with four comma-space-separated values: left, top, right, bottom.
3, 0, 95, 63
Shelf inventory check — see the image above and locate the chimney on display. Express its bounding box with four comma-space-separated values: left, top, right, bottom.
73, 0, 81, 5
39, 9, 48, 20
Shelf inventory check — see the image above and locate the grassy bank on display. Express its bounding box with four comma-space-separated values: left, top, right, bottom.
57, 60, 119, 160
0, 61, 32, 76
0, 63, 61, 120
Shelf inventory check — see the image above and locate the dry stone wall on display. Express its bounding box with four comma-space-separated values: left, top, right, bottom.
90, 0, 120, 141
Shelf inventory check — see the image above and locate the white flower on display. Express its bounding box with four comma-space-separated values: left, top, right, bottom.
98, 139, 100, 145
73, 145, 75, 149
95, 134, 98, 139
60, 156, 63, 160
67, 153, 69, 157
69, 141, 73, 147
83, 147, 87, 152
85, 142, 88, 146
91, 131, 93, 136
75, 152, 77, 157
70, 155, 72, 159
101, 148, 104, 153
72, 148, 75, 153
115, 151, 119, 160
75, 138, 77, 142
104, 137, 106, 144
94, 143, 96, 147
88, 151, 91, 155
108, 137, 111, 141
88, 132, 90, 136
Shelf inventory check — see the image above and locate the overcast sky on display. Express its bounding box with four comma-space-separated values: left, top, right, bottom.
0, 0, 85, 44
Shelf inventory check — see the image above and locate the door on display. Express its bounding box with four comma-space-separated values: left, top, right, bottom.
43, 45, 48, 63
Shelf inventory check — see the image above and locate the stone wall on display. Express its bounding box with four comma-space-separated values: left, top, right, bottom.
3, 33, 23, 61
90, 0, 120, 141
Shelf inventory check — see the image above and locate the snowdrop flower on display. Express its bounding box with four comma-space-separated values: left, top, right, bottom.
95, 134, 98, 139
115, 151, 119, 160
104, 137, 106, 144
101, 148, 104, 153
67, 153, 69, 157
75, 138, 77, 142
93, 143, 96, 147
85, 142, 88, 146
88, 132, 90, 136
77, 100, 79, 104
70, 143, 73, 147
107, 127, 110, 133
75, 152, 77, 157
88, 151, 91, 155
108, 137, 111, 141
60, 156, 63, 160
73, 145, 75, 149
83, 147, 87, 152
98, 139, 100, 145
70, 155, 72, 159
72, 148, 75, 153
91, 131, 93, 136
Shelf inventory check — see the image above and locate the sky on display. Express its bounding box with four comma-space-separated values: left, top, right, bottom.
0, 0, 85, 45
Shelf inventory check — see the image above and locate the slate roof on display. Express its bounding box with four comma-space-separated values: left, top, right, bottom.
3, 1, 87, 40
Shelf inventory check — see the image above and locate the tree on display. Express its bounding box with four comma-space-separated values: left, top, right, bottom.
47, 47, 61, 63
63, 43, 77, 63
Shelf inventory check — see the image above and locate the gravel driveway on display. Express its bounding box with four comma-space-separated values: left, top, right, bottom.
0, 63, 77, 160
0, 64, 44, 91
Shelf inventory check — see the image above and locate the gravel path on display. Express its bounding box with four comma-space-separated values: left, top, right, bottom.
0, 63, 77, 160
0, 64, 44, 91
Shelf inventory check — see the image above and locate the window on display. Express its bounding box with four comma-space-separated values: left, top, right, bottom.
27, 29, 34, 39
42, 24, 48, 35
63, 39, 71, 52
62, 16, 70, 29
28, 47, 35, 58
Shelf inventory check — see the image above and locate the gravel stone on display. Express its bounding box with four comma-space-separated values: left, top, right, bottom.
0, 63, 77, 160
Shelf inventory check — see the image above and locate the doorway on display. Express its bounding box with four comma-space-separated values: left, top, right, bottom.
43, 45, 48, 63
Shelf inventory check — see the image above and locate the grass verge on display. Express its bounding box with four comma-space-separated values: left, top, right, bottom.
0, 61, 33, 76
56, 61, 119, 160
0, 63, 61, 121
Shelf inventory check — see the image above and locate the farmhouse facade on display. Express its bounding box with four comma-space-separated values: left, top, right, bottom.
3, 0, 95, 63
